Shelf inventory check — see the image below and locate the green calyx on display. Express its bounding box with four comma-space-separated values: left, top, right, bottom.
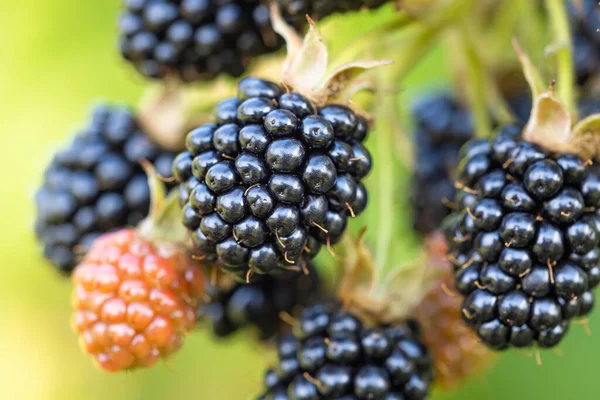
137, 161, 188, 245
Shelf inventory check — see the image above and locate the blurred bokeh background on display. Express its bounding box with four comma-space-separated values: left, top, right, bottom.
1, 1, 598, 399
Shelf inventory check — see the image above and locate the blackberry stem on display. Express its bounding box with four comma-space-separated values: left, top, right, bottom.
545, 0, 577, 121
457, 24, 492, 139
372, 70, 398, 290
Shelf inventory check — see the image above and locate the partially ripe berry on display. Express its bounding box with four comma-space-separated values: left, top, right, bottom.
71, 229, 204, 372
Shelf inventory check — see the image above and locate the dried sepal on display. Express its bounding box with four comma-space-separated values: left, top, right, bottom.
513, 38, 545, 99
337, 228, 375, 297
337, 230, 444, 324
268, 2, 303, 74
523, 82, 573, 151
269, 2, 391, 107
569, 114, 600, 161
515, 39, 600, 160
317, 60, 394, 105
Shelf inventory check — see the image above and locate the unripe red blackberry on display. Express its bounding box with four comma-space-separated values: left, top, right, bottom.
71, 229, 204, 372
444, 124, 600, 349
199, 264, 320, 340
174, 77, 372, 279
257, 304, 433, 400
118, 0, 390, 81
35, 104, 176, 274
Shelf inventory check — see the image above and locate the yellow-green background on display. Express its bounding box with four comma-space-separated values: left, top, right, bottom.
1, 2, 598, 399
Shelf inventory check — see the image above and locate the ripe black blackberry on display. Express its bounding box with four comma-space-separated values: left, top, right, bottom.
118, 0, 389, 81
444, 125, 600, 349
410, 94, 474, 235
257, 304, 433, 400
568, 0, 600, 85
199, 264, 320, 340
35, 104, 176, 274
173, 77, 372, 279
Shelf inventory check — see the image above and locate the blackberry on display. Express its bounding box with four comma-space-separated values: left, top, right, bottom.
199, 264, 320, 340
567, 0, 600, 85
257, 304, 433, 400
444, 125, 600, 349
174, 77, 372, 278
410, 94, 474, 235
119, 0, 389, 81
35, 104, 176, 274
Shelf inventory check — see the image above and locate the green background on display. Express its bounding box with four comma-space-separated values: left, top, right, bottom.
1, 2, 598, 399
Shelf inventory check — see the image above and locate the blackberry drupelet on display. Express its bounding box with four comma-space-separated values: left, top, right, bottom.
35, 104, 176, 274
410, 94, 474, 235
119, 0, 389, 81
174, 77, 372, 279
199, 264, 320, 340
568, 0, 600, 85
444, 125, 600, 349
257, 304, 433, 400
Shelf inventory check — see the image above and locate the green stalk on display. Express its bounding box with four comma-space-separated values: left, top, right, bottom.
457, 25, 492, 138
545, 0, 577, 120
372, 70, 397, 293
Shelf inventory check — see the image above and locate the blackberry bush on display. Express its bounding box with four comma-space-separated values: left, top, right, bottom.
257, 304, 433, 400
199, 264, 320, 340
444, 124, 600, 349
173, 77, 372, 279
118, 0, 390, 81
410, 94, 473, 235
35, 104, 176, 274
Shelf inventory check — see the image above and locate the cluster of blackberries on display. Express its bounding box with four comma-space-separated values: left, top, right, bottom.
119, 0, 287, 81
173, 77, 371, 279
118, 0, 391, 81
258, 304, 433, 400
568, 0, 600, 85
199, 265, 320, 340
35, 104, 175, 273
410, 94, 473, 235
444, 125, 600, 349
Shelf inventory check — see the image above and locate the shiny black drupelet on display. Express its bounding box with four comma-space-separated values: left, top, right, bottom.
35, 104, 175, 273
444, 125, 600, 349
118, 0, 390, 81
199, 264, 320, 340
173, 77, 372, 279
257, 304, 433, 400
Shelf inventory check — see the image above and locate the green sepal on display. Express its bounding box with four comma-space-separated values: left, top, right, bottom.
269, 3, 392, 108
569, 114, 600, 161
137, 161, 188, 245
